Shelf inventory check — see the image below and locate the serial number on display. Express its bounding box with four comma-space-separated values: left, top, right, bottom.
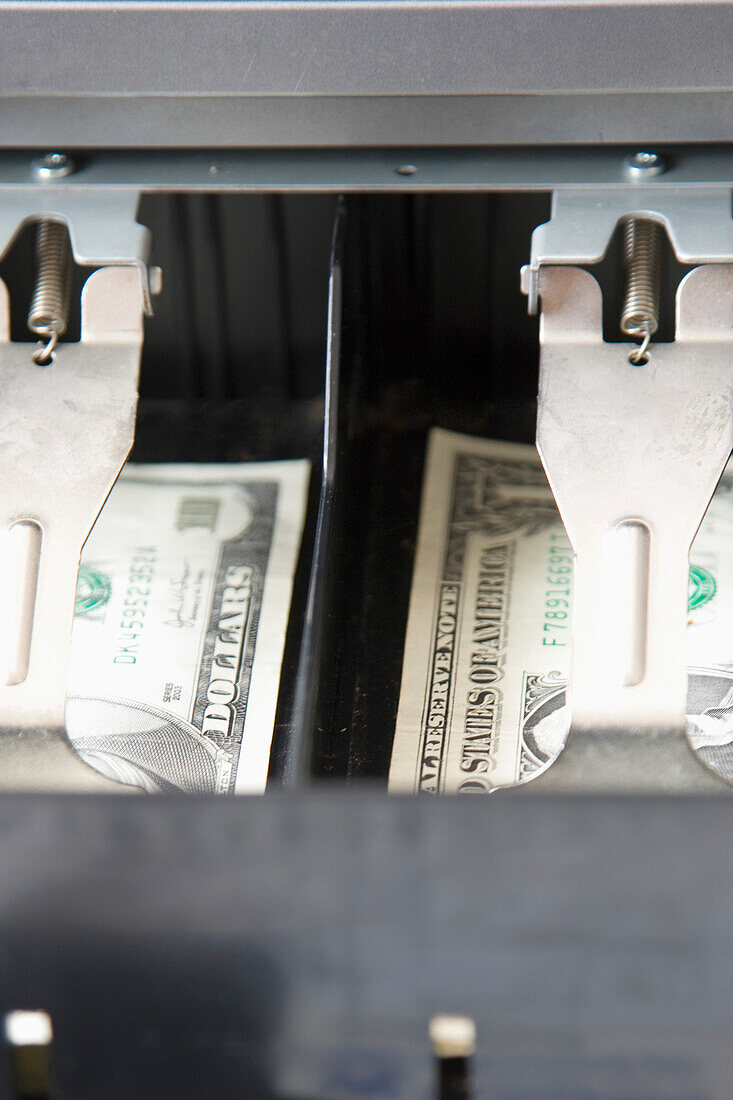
542, 532, 573, 647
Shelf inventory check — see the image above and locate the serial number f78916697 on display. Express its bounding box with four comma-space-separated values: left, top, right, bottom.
542, 532, 573, 647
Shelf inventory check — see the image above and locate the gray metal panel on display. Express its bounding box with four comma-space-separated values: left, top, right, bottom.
3, 1, 733, 147
2, 92, 733, 148
0, 1, 732, 98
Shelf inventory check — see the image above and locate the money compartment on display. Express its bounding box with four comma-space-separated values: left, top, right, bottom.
299, 194, 551, 784
279, 194, 725, 792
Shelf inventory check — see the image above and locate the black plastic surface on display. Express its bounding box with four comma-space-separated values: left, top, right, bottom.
0, 792, 731, 1098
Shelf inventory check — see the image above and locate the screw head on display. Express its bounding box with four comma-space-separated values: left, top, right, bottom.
625, 151, 666, 179
33, 152, 76, 181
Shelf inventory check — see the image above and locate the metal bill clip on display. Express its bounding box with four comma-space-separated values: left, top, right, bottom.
522, 192, 733, 792
0, 199, 151, 790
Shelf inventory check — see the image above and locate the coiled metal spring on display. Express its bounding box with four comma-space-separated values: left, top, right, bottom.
620, 217, 662, 366
27, 220, 72, 365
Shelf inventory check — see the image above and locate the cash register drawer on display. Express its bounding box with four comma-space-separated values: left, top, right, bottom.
0, 154, 732, 1099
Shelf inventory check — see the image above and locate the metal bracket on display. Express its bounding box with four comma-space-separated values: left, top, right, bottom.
523, 188, 733, 792
0, 195, 151, 791
521, 187, 733, 313
0, 190, 153, 313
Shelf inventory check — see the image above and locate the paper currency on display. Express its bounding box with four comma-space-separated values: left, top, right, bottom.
389, 428, 733, 793
66, 460, 309, 794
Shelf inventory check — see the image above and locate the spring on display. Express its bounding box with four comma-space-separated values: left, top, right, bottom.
620, 217, 662, 365
27, 220, 72, 365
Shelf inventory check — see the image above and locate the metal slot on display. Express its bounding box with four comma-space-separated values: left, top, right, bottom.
603, 520, 650, 689
0, 521, 41, 687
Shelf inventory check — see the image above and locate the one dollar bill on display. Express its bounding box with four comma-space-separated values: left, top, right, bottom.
66, 460, 309, 794
389, 428, 733, 793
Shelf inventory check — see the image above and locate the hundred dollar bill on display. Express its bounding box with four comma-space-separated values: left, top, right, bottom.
389, 428, 733, 793
65, 460, 309, 794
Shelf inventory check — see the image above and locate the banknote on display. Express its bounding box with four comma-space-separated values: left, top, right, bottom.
389, 428, 733, 793
66, 460, 309, 794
